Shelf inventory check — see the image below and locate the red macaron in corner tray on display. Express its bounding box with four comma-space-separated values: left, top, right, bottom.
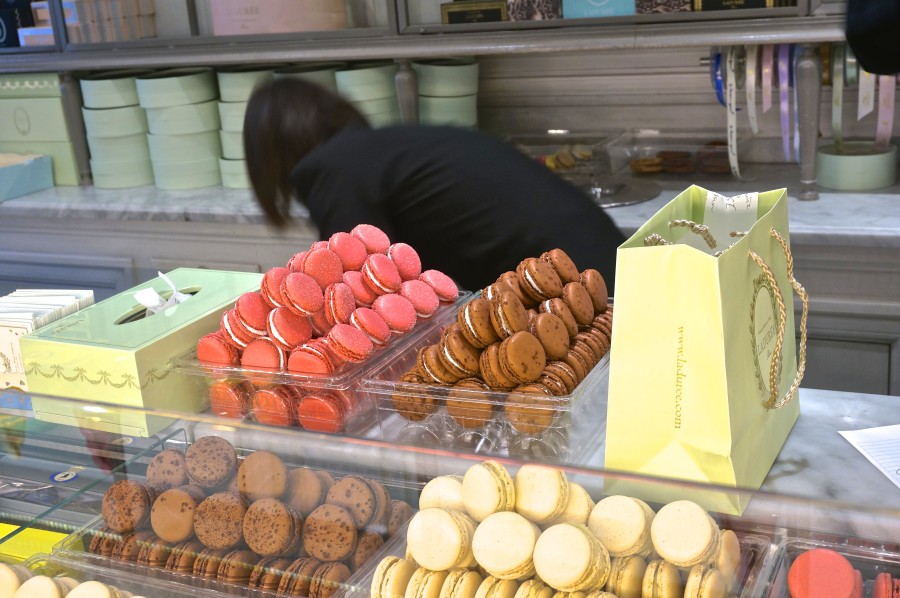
194, 224, 461, 433
787, 548, 864, 598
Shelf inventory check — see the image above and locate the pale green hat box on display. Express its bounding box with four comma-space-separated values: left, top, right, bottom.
21, 269, 262, 436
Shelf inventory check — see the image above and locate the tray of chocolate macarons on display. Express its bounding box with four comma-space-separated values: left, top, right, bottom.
354, 460, 778, 598
58, 435, 417, 597
179, 224, 470, 436
357, 249, 613, 461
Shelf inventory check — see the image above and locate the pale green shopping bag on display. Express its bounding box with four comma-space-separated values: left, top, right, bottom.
604, 186, 808, 515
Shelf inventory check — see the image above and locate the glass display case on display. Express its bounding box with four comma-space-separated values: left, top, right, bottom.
1, 388, 900, 597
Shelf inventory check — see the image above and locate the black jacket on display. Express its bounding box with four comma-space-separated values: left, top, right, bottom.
291, 125, 625, 292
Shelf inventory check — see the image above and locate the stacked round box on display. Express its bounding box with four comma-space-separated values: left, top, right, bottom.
136, 68, 221, 190
336, 63, 400, 128
216, 66, 274, 189
80, 70, 155, 189
413, 59, 479, 128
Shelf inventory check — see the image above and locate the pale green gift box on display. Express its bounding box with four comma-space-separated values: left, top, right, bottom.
20, 269, 262, 436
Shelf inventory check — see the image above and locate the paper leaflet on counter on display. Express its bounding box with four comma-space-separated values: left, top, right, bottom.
133, 271, 192, 317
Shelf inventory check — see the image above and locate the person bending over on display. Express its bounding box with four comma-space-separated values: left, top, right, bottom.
243, 77, 626, 292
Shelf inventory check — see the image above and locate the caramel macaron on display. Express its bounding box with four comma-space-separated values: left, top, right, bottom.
439, 326, 482, 379
284, 466, 328, 516
151, 487, 202, 543
506, 384, 557, 436
517, 258, 564, 303
193, 492, 248, 550
561, 281, 594, 327
579, 269, 609, 315
136, 534, 173, 568
102, 480, 152, 533
217, 548, 257, 585
540, 298, 579, 340
446, 378, 494, 429
193, 547, 229, 579
243, 498, 305, 556
185, 436, 238, 489
348, 531, 385, 571
458, 297, 500, 349
495, 271, 534, 307
326, 475, 378, 529
541, 249, 580, 284
111, 530, 154, 562
529, 312, 569, 360
310, 562, 351, 598
391, 369, 438, 422
146, 448, 188, 491
303, 504, 359, 562
418, 344, 463, 385
498, 331, 546, 385
279, 557, 322, 596
489, 291, 529, 340
165, 540, 206, 574
479, 343, 518, 390
237, 450, 288, 502
249, 556, 294, 591
387, 500, 414, 537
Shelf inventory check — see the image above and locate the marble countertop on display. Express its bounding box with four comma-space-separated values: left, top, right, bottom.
2, 165, 899, 247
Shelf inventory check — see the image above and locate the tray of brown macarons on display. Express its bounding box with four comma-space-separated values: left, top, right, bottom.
606, 129, 741, 178
358, 248, 613, 463
55, 434, 418, 598
509, 132, 615, 190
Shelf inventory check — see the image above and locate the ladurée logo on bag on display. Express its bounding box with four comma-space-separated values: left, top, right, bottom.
674, 325, 686, 429
750, 274, 780, 398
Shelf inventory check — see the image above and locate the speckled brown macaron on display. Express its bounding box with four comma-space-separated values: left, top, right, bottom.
539, 298, 579, 340
102, 479, 152, 533
347, 531, 385, 571
279, 557, 322, 596
579, 269, 609, 315
165, 540, 205, 574
146, 448, 188, 491
193, 492, 248, 550
506, 384, 557, 436
309, 562, 351, 598
284, 467, 328, 517
575, 331, 605, 361
458, 297, 500, 349
150, 487, 201, 543
529, 312, 570, 361
111, 530, 154, 562
517, 258, 564, 303
249, 556, 294, 590
238, 450, 288, 503
89, 527, 118, 557
561, 282, 595, 327
541, 249, 580, 284
572, 339, 599, 369
136, 534, 173, 567
387, 500, 414, 537
562, 348, 591, 381
391, 369, 437, 422
545, 361, 579, 394
496, 271, 535, 307
303, 504, 359, 562
243, 498, 304, 556
326, 476, 377, 529
217, 548, 257, 585
498, 331, 546, 385
439, 325, 482, 379
488, 290, 529, 340
364, 478, 391, 536
417, 344, 462, 385
193, 547, 230, 578
446, 378, 494, 429
479, 343, 518, 390
316, 471, 336, 493
185, 436, 238, 489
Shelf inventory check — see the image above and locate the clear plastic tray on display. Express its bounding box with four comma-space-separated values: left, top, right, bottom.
764, 536, 900, 597
173, 292, 470, 436
605, 128, 746, 177
508, 131, 617, 189
359, 305, 610, 464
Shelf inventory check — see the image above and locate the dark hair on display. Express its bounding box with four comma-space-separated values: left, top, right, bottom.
243, 77, 369, 227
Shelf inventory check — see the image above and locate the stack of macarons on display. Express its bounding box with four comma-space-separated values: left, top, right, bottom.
1, 568, 147, 598
196, 224, 459, 433
372, 460, 743, 598
390, 248, 612, 436
92, 436, 414, 596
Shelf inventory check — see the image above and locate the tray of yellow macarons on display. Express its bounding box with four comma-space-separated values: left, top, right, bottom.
353, 460, 779, 598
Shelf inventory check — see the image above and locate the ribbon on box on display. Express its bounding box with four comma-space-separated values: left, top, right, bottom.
858, 68, 876, 121
777, 44, 792, 162
725, 46, 743, 179
745, 45, 759, 135
711, 50, 726, 107
133, 271, 192, 317
875, 75, 896, 152
761, 44, 774, 113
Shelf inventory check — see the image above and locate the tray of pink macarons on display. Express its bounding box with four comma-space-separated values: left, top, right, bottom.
176, 224, 470, 436
349, 459, 779, 598
357, 248, 613, 463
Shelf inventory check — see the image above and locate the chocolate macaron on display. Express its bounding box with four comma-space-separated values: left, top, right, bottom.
102, 480, 152, 533
438, 325, 482, 379
517, 258, 564, 303
541, 249, 580, 284
145, 448, 188, 491
498, 331, 546, 385
238, 450, 288, 503
243, 498, 304, 556
279, 557, 322, 596
193, 492, 248, 550
185, 436, 238, 489
303, 504, 359, 562
150, 487, 201, 543
310, 562, 351, 598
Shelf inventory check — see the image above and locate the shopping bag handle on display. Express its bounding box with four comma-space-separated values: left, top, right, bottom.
748, 228, 808, 410
644, 219, 719, 249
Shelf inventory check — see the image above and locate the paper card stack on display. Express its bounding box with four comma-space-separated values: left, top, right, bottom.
0, 289, 94, 392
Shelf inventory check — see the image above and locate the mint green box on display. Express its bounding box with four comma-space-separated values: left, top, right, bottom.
20, 269, 262, 436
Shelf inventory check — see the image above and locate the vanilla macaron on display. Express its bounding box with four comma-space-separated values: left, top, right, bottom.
605, 555, 647, 598
650, 500, 721, 569
14, 575, 76, 598
514, 464, 568, 525
513, 579, 552, 598
67, 580, 127, 598
716, 530, 741, 584
474, 576, 519, 598
533, 523, 611, 593
372, 556, 418, 598
440, 569, 483, 598
641, 560, 683, 598
544, 482, 595, 527
683, 564, 726, 598
462, 461, 516, 522
420, 475, 466, 512
408, 508, 478, 571
0, 563, 33, 595
588, 495, 655, 558
472, 511, 541, 580
406, 567, 450, 598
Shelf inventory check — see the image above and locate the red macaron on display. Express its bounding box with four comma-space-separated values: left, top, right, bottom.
235, 291, 272, 337
287, 251, 307, 272
197, 332, 240, 365
399, 279, 440, 319
310, 241, 329, 251
327, 323, 374, 363
282, 272, 325, 316
328, 232, 368, 271
266, 307, 313, 352
308, 308, 333, 338
288, 339, 336, 376
351, 224, 390, 254
362, 253, 402, 295
252, 386, 296, 427
260, 267, 291, 308
301, 248, 344, 290
349, 307, 391, 347
209, 380, 252, 419
296, 393, 346, 433
419, 270, 459, 303
788, 548, 857, 598
373, 293, 418, 334
241, 338, 287, 384
221, 308, 254, 349
343, 270, 378, 307
387, 242, 422, 281
324, 282, 356, 326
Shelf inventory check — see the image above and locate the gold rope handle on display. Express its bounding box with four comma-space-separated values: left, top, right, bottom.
669, 219, 718, 249
643, 233, 671, 247
748, 228, 808, 410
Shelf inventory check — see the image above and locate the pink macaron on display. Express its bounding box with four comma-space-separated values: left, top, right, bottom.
197, 332, 240, 365
235, 291, 271, 337
287, 251, 307, 272
310, 240, 329, 251
260, 267, 291, 308
288, 339, 336, 376
301, 248, 344, 290
282, 272, 325, 316
343, 270, 378, 307
266, 307, 313, 352
324, 282, 356, 326
399, 279, 440, 318
419, 270, 459, 303
351, 224, 391, 254
387, 243, 422, 281
241, 338, 287, 384
349, 307, 391, 347
327, 323, 374, 363
308, 308, 333, 338
328, 232, 368, 272
221, 308, 254, 349
373, 293, 418, 334
362, 253, 402, 295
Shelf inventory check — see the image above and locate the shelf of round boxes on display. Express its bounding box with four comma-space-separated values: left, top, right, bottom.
359, 249, 613, 462
179, 224, 470, 435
